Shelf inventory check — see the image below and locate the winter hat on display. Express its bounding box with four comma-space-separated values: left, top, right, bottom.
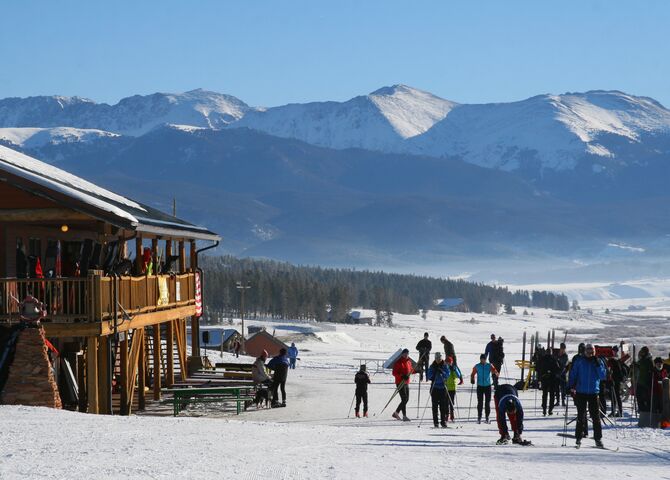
360, 364, 367, 371
402, 348, 410, 354
480, 354, 486, 360
654, 357, 664, 365
434, 352, 442, 361
424, 332, 429, 338
280, 348, 287, 355
490, 334, 496, 340
560, 343, 566, 349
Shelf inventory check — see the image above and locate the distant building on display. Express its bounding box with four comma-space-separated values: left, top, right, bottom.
348, 310, 375, 325
244, 330, 288, 358
435, 298, 467, 312
200, 327, 242, 351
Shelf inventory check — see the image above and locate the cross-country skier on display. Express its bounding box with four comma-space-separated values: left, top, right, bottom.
537, 347, 560, 415
471, 354, 499, 423
608, 347, 626, 417
652, 357, 668, 413
354, 364, 371, 418
267, 348, 290, 407
392, 348, 415, 421
484, 334, 496, 360
440, 335, 457, 366
494, 383, 529, 445
556, 343, 569, 407
568, 343, 607, 448
288, 342, 299, 369
416, 332, 432, 381
490, 337, 505, 386
427, 352, 451, 427
635, 346, 654, 412
445, 355, 463, 422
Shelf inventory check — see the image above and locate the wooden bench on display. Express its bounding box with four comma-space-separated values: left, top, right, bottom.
162, 385, 257, 416
215, 362, 254, 371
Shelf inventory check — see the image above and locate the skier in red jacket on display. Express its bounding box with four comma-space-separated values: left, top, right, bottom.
392, 348, 415, 421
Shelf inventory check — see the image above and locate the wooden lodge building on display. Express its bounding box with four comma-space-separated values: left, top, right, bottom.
0, 144, 220, 414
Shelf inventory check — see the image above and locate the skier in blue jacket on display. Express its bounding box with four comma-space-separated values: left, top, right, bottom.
494, 384, 528, 445
568, 343, 608, 448
471, 354, 499, 423
288, 343, 299, 369
427, 352, 452, 427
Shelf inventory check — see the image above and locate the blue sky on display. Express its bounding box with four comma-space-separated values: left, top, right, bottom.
1, 1, 669, 107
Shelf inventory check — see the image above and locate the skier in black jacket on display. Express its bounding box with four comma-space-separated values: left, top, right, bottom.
537, 347, 560, 415
490, 337, 505, 386
416, 332, 432, 381
354, 364, 371, 417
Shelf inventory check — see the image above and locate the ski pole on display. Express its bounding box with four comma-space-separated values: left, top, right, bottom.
467, 384, 474, 421
562, 396, 569, 447
348, 392, 356, 418
418, 381, 435, 428
379, 379, 405, 416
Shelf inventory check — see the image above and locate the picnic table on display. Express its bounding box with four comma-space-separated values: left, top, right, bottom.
162, 385, 256, 416
353, 358, 387, 373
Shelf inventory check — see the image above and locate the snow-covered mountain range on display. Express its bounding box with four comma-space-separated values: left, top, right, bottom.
0, 89, 251, 137
2, 86, 669, 174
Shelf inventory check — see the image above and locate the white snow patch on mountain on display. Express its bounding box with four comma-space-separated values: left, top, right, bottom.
0, 127, 119, 148
412, 90, 670, 171
235, 84, 456, 151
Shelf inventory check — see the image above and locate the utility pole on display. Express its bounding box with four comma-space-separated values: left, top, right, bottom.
236, 281, 252, 353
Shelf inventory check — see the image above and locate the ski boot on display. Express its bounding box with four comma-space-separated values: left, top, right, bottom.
477, 417, 482, 424
402, 415, 411, 422
355, 412, 360, 418
484, 416, 490, 424
392, 412, 401, 420
496, 435, 510, 445
364, 411, 369, 418
575, 438, 581, 449
595, 440, 604, 449
440, 422, 448, 428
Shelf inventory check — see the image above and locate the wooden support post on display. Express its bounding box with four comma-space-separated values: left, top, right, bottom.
97, 337, 110, 414
190, 240, 197, 270
151, 238, 159, 274
77, 352, 87, 412
153, 324, 162, 401
178, 241, 186, 273
86, 337, 99, 414
138, 328, 146, 411
135, 237, 143, 274
120, 332, 129, 415
166, 320, 174, 387
165, 239, 172, 274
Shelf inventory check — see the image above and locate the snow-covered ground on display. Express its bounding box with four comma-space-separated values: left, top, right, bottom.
2, 305, 669, 479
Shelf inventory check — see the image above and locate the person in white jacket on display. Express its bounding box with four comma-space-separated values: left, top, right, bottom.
252, 350, 272, 386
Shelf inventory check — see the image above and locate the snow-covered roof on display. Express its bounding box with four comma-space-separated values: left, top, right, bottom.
436, 298, 465, 308
0, 144, 220, 241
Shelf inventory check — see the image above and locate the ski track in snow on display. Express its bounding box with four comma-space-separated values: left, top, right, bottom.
1, 304, 670, 479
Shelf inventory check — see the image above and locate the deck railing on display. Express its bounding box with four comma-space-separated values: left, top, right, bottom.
0, 273, 196, 324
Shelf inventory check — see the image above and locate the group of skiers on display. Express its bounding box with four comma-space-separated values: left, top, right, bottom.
351, 331, 670, 447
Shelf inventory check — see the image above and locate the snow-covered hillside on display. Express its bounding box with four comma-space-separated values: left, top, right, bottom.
235, 84, 457, 151
0, 127, 119, 148
411, 90, 670, 171
0, 89, 252, 136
